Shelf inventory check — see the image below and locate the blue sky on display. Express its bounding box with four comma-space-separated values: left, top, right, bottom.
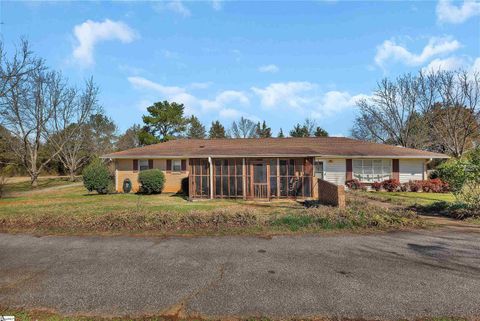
1, 0, 479, 136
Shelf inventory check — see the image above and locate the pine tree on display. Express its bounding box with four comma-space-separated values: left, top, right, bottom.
256, 120, 272, 138
186, 115, 206, 139
314, 126, 329, 137
277, 128, 285, 138
208, 120, 227, 139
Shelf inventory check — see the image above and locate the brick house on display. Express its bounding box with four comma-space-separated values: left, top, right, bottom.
102, 137, 448, 200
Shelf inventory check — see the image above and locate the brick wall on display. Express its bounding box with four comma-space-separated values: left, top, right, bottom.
116, 159, 188, 193
317, 178, 346, 208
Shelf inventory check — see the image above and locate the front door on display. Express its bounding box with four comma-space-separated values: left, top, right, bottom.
252, 161, 268, 199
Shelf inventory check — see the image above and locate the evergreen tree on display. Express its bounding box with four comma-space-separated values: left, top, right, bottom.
186, 115, 206, 139
314, 126, 329, 137
142, 101, 188, 142
256, 120, 272, 138
277, 128, 285, 138
208, 120, 227, 139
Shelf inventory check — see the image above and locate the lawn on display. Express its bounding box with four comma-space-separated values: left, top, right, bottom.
2, 177, 78, 194
353, 190, 456, 206
0, 182, 426, 235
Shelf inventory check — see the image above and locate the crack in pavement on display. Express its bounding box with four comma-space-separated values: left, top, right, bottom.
160, 263, 227, 320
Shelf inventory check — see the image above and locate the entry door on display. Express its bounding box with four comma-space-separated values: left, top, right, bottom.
252, 161, 268, 199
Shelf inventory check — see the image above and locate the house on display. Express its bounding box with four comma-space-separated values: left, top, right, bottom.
102, 137, 448, 200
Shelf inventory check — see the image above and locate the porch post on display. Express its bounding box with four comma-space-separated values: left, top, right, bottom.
242, 157, 246, 200
208, 157, 214, 199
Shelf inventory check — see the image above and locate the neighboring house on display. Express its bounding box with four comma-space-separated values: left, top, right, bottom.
102, 137, 448, 200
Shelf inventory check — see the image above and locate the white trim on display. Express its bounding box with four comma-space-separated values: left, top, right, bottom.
208, 156, 213, 199
115, 168, 118, 191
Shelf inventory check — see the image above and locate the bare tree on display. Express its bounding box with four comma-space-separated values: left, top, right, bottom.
419, 70, 480, 157
353, 74, 429, 148
230, 117, 258, 138
0, 46, 98, 186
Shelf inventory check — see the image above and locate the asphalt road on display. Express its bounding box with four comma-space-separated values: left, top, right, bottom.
1, 229, 480, 320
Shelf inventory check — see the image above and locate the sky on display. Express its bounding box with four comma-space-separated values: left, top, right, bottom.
1, 0, 479, 137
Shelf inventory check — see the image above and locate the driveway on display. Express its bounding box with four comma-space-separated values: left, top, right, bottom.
1, 229, 480, 320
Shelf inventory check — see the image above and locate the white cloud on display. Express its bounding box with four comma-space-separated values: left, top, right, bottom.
211, 0, 223, 11
311, 91, 368, 118
258, 64, 279, 73
153, 0, 191, 17
252, 82, 316, 109
128, 76, 249, 116
219, 108, 260, 122
72, 19, 136, 66
422, 56, 467, 73
436, 0, 480, 24
189, 82, 212, 89
472, 57, 480, 72
374, 37, 461, 68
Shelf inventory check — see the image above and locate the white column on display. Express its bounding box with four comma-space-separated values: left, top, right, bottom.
242, 158, 246, 200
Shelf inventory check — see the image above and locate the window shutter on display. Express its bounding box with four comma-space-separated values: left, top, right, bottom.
133, 159, 138, 173
166, 159, 172, 172
148, 159, 153, 169
392, 159, 400, 181
346, 159, 352, 181
181, 159, 187, 172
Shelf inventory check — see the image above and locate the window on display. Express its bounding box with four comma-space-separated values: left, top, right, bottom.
314, 160, 324, 179
172, 160, 182, 172
139, 160, 149, 171
353, 159, 391, 182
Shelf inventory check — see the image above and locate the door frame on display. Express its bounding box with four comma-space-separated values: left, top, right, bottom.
249, 159, 269, 199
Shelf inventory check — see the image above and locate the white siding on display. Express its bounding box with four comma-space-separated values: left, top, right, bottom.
321, 159, 346, 185
399, 159, 425, 183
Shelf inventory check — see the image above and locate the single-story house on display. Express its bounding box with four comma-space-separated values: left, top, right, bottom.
102, 137, 448, 200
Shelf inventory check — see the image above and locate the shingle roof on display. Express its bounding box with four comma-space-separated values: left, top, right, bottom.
102, 137, 449, 159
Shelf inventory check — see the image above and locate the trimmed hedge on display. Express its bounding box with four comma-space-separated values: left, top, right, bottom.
138, 169, 165, 194
83, 159, 111, 194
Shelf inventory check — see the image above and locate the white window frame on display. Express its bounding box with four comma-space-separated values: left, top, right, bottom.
314, 160, 325, 179
139, 159, 149, 171
172, 159, 182, 172
353, 159, 391, 183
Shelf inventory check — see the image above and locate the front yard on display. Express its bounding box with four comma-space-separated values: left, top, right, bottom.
0, 179, 426, 235
351, 190, 456, 206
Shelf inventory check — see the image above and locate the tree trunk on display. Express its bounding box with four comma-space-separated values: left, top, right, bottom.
69, 168, 76, 182
31, 174, 38, 188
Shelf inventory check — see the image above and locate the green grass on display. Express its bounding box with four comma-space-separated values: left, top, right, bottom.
2, 177, 77, 194
0, 184, 425, 235
356, 190, 456, 206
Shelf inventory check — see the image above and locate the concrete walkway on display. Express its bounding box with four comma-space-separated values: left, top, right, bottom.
1, 229, 480, 320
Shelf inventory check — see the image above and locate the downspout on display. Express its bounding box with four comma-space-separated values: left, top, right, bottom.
208, 157, 214, 199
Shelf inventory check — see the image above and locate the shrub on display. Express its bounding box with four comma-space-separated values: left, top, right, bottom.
371, 181, 382, 191
400, 183, 408, 192
409, 180, 422, 192
83, 159, 111, 194
345, 179, 364, 190
138, 169, 165, 194
381, 179, 400, 192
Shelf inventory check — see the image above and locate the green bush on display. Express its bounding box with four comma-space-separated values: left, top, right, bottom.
82, 159, 111, 194
138, 169, 165, 194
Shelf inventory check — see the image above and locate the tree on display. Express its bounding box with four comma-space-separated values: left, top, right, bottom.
230, 117, 258, 138
419, 70, 480, 157
138, 127, 161, 146
186, 115, 206, 139
290, 119, 319, 137
0, 44, 98, 186
117, 124, 142, 150
142, 101, 188, 142
352, 74, 429, 149
256, 121, 272, 138
208, 120, 227, 139
314, 126, 329, 137
86, 113, 117, 156
277, 128, 285, 138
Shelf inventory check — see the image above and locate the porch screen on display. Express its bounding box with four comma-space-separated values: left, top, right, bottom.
189, 159, 210, 198
214, 159, 243, 198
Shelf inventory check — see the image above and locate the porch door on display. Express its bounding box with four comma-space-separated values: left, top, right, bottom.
251, 161, 268, 199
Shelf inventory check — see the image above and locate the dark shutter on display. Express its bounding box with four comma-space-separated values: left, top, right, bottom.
148, 159, 153, 169
181, 159, 187, 172
346, 159, 353, 181
133, 159, 138, 172
166, 159, 172, 172
392, 159, 400, 181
